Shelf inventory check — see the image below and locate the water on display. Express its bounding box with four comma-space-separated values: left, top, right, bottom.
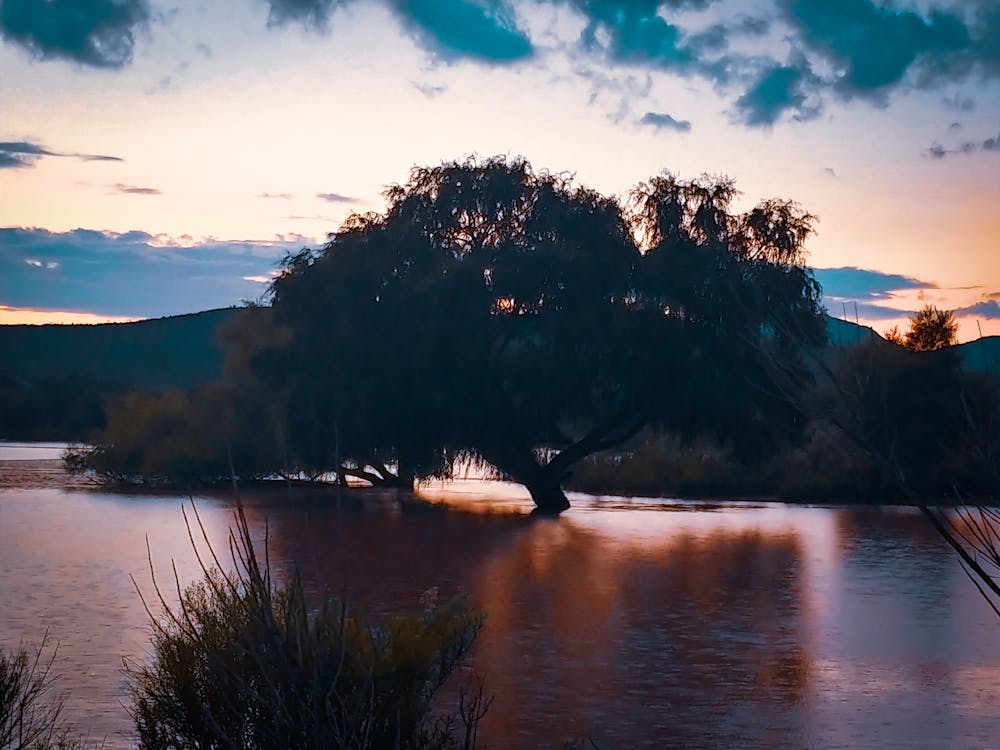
1, 452, 1000, 748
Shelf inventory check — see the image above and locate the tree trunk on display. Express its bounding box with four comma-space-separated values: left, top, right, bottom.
524, 474, 570, 515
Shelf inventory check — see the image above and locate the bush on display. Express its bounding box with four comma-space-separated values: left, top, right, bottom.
126, 504, 485, 750
0, 635, 84, 750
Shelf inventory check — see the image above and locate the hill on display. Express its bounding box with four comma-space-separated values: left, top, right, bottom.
0, 308, 239, 389
956, 335, 1000, 375
825, 315, 883, 346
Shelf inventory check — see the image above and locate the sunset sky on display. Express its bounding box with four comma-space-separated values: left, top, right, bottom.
1, 0, 998, 340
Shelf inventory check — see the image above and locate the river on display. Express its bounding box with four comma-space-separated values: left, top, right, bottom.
1, 443, 999, 748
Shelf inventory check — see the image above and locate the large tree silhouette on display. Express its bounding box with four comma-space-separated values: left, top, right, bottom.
262, 157, 825, 512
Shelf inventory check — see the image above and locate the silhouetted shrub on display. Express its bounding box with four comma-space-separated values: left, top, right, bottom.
126, 505, 484, 750
0, 635, 85, 750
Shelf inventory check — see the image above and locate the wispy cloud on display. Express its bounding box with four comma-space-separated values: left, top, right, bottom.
112, 183, 161, 195
411, 80, 447, 98
316, 192, 357, 204
954, 300, 1000, 319
0, 140, 123, 170
926, 130, 1000, 158
260, 192, 294, 199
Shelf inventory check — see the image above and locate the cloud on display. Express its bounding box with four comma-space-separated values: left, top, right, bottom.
260, 192, 294, 199
411, 80, 447, 98
638, 111, 691, 132
0, 0, 149, 68
316, 192, 357, 203
777, 0, 969, 100
266, 0, 532, 62
0, 151, 31, 169
814, 266, 935, 302
0, 139, 123, 170
395, 0, 532, 62
734, 59, 820, 126
0, 227, 306, 317
926, 130, 1000, 158
823, 167, 837, 177
574, 0, 695, 72
954, 300, 1000, 319
266, 0, 343, 30
112, 183, 161, 195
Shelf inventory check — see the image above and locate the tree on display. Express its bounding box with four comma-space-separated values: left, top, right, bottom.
903, 304, 958, 352
255, 157, 825, 513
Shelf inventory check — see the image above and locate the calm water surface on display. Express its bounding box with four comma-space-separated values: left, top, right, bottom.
1, 445, 999, 749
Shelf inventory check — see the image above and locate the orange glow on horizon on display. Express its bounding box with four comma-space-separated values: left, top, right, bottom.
0, 305, 139, 326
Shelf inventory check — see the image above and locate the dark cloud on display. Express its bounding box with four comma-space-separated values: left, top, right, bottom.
0, 0, 149, 68
316, 192, 357, 203
266, 0, 532, 62
395, 0, 532, 62
574, 0, 695, 71
954, 300, 1000, 319
926, 130, 1000, 158
734, 59, 819, 126
0, 152, 31, 169
638, 111, 691, 132
0, 141, 53, 156
777, 0, 973, 100
0, 139, 123, 169
813, 266, 935, 302
266, 0, 343, 30
0, 228, 306, 317
113, 183, 161, 195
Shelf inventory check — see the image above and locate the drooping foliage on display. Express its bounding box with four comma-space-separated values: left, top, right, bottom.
248, 157, 826, 511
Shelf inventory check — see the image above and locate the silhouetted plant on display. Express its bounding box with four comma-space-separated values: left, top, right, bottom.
0, 634, 84, 750
258, 157, 825, 512
903, 305, 958, 352
126, 504, 485, 750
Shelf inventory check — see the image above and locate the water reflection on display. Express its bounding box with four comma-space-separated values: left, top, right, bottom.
1, 462, 999, 748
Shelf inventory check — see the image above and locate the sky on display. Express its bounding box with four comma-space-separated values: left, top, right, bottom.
1, 0, 998, 341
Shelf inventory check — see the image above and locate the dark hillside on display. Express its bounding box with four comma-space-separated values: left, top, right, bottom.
956, 335, 1000, 375
0, 308, 238, 389
0, 308, 240, 440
